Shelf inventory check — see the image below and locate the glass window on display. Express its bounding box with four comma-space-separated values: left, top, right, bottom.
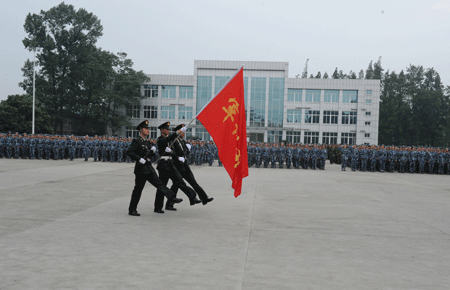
126, 126, 139, 138
342, 111, 357, 124
179, 86, 193, 99
324, 90, 339, 103
161, 106, 175, 119
366, 90, 372, 95
250, 77, 266, 127
215, 76, 230, 94
267, 130, 283, 143
196, 127, 210, 141
305, 110, 319, 124
341, 133, 356, 145
268, 78, 284, 128
143, 106, 157, 119
322, 132, 338, 144
365, 111, 371, 116
304, 131, 319, 144
161, 86, 176, 99
185, 128, 193, 139
178, 107, 193, 120
288, 89, 302, 102
343, 90, 358, 103
287, 109, 302, 123
305, 89, 320, 102
366, 99, 372, 104
143, 85, 158, 98
150, 127, 157, 139
365, 133, 370, 137
286, 131, 301, 144
323, 111, 338, 124
365, 121, 371, 125
244, 77, 248, 117
197, 76, 213, 116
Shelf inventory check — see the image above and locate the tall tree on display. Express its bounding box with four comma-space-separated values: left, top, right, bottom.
373, 57, 384, 80
0, 94, 53, 134
332, 68, 339, 79
365, 60, 374, 79
323, 72, 329, 79
301, 59, 309, 78
315, 72, 321, 78
21, 2, 103, 134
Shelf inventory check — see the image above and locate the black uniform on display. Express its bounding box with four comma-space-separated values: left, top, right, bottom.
127, 135, 179, 215
154, 131, 199, 211
168, 136, 213, 208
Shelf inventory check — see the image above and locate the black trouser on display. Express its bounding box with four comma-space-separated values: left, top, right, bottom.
168, 163, 208, 207
155, 161, 197, 210
129, 168, 175, 213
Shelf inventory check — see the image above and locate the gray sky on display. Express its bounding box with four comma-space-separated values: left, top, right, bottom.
1, 0, 450, 101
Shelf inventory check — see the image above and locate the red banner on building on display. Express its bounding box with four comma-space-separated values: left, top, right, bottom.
196, 66, 248, 197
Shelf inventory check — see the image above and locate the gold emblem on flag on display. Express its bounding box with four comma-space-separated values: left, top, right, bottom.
235, 149, 241, 168
222, 98, 239, 122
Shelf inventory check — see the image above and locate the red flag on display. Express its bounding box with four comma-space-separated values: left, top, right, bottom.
196, 67, 248, 197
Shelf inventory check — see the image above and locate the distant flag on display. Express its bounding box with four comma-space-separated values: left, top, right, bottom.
196, 66, 248, 197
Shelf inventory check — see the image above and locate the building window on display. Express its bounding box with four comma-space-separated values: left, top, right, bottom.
126, 126, 139, 138
196, 127, 210, 141
162, 86, 176, 99
268, 78, 284, 128
305, 110, 319, 124
143, 106, 157, 119
365, 133, 370, 138
250, 77, 266, 127
304, 131, 319, 144
324, 90, 339, 103
305, 89, 320, 102
197, 76, 213, 116
343, 90, 358, 103
185, 128, 193, 139
365, 111, 371, 116
161, 106, 175, 119
150, 127, 157, 139
286, 131, 301, 144
323, 132, 338, 144
323, 111, 338, 124
342, 111, 357, 124
127, 105, 140, 118
178, 107, 193, 120
287, 109, 301, 123
267, 130, 283, 143
365, 121, 371, 125
288, 89, 302, 102
341, 133, 356, 145
366, 90, 372, 95
144, 85, 158, 98
215, 76, 230, 94
366, 99, 372, 104
180, 86, 193, 99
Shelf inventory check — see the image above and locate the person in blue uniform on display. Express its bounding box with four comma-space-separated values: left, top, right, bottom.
126, 120, 182, 216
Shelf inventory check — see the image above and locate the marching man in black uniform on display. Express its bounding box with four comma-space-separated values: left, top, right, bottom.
126, 120, 182, 216
154, 122, 201, 213
167, 124, 214, 211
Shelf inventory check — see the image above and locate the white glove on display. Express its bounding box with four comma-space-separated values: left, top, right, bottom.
139, 158, 146, 164
181, 126, 187, 132
178, 157, 185, 163
186, 144, 192, 150
151, 146, 156, 153
165, 147, 172, 153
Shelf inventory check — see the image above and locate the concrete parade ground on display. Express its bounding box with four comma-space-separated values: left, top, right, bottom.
0, 158, 449, 290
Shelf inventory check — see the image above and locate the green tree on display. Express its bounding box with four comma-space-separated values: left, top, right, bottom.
365, 60, 374, 79
323, 72, 329, 79
301, 59, 309, 78
315, 72, 321, 78
0, 94, 53, 134
332, 68, 339, 79
373, 57, 384, 80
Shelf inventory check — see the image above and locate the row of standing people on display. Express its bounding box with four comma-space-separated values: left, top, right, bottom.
335, 145, 450, 174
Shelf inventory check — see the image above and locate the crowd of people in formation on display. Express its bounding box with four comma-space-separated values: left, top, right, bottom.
327, 144, 450, 175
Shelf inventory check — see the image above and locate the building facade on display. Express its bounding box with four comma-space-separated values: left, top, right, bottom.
119, 60, 380, 145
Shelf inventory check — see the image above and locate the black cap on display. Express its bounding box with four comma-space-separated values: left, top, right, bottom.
173, 124, 185, 131
158, 121, 170, 130
136, 120, 150, 130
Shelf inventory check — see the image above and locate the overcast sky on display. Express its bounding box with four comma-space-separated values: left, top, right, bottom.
1, 0, 450, 101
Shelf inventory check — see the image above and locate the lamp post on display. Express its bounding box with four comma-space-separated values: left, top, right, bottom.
32, 48, 36, 135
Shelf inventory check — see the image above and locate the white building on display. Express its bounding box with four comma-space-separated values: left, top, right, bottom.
119, 60, 380, 145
